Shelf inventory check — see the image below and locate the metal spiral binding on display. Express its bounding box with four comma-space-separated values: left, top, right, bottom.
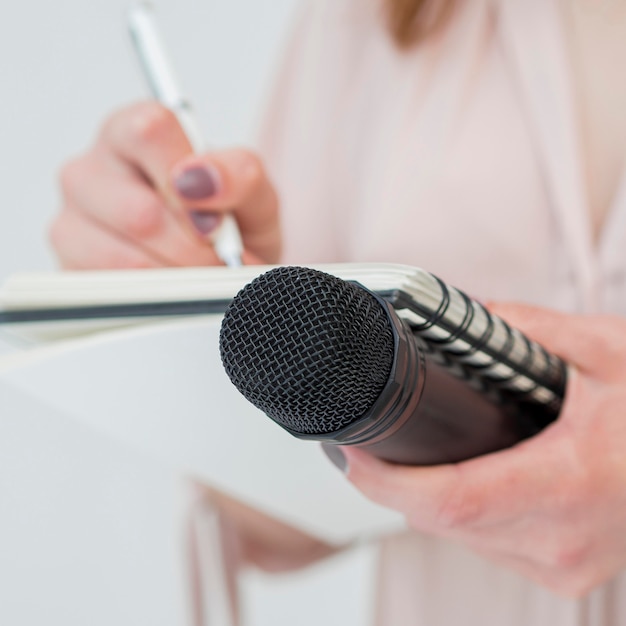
378, 269, 567, 417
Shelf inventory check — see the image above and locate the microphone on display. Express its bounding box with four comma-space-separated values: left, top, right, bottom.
219, 266, 567, 465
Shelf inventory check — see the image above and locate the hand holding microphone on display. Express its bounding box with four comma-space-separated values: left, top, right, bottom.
219, 266, 626, 595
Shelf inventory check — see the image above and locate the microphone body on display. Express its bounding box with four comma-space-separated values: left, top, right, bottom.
219, 267, 567, 465
318, 297, 548, 463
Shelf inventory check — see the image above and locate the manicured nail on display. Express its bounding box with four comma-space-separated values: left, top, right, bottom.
175, 165, 220, 200
189, 211, 221, 236
322, 443, 348, 474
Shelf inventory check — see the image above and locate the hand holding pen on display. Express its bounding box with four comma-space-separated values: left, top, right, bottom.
129, 1, 246, 267
50, 4, 280, 271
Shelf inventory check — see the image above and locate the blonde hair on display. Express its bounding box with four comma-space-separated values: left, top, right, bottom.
385, 0, 456, 47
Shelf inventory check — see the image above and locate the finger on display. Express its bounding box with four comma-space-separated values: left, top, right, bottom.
171, 149, 281, 263
342, 431, 568, 533
487, 302, 626, 375
60, 154, 221, 267
49, 207, 165, 270
100, 105, 280, 262
99, 101, 193, 205
341, 448, 458, 529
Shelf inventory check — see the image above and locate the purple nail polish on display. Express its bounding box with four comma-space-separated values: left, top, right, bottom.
190, 211, 221, 235
322, 443, 348, 474
175, 166, 220, 200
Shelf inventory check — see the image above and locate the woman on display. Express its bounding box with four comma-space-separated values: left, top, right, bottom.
51, 0, 626, 623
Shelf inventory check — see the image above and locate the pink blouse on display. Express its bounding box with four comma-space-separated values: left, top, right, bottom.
257, 0, 626, 623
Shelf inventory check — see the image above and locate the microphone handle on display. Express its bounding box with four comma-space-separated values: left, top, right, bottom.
359, 358, 539, 465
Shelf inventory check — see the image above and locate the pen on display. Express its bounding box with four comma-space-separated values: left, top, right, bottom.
128, 1, 244, 268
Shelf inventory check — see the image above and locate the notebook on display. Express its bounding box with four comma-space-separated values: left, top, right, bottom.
0, 264, 409, 543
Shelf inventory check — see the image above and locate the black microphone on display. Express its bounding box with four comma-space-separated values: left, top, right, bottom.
219, 266, 567, 465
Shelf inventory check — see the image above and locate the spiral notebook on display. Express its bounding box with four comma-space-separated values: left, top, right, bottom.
0, 263, 422, 342
0, 264, 410, 543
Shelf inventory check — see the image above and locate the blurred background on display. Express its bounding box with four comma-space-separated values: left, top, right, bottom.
0, 1, 377, 624
0, 0, 295, 277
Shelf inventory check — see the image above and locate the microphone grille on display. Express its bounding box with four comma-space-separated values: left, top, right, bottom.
219, 266, 395, 435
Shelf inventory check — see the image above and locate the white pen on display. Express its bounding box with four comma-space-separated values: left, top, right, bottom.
128, 1, 244, 267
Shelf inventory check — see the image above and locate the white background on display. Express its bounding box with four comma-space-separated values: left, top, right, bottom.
0, 1, 376, 624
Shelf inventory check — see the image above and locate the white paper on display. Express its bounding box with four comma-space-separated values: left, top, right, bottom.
0, 379, 191, 625
0, 317, 404, 544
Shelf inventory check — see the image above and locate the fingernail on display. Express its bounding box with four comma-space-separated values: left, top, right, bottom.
322, 443, 348, 474
175, 165, 220, 200
189, 211, 221, 236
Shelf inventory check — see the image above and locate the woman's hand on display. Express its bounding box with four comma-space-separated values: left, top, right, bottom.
51, 102, 280, 269
337, 304, 626, 597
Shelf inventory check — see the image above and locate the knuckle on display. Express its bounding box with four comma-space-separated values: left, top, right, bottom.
434, 485, 483, 530
237, 150, 267, 192
126, 102, 178, 146
546, 537, 590, 571
553, 546, 586, 570
120, 196, 164, 239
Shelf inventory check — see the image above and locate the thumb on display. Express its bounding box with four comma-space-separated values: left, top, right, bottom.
171, 149, 281, 264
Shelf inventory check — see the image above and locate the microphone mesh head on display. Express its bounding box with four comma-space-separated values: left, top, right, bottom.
219, 266, 395, 435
